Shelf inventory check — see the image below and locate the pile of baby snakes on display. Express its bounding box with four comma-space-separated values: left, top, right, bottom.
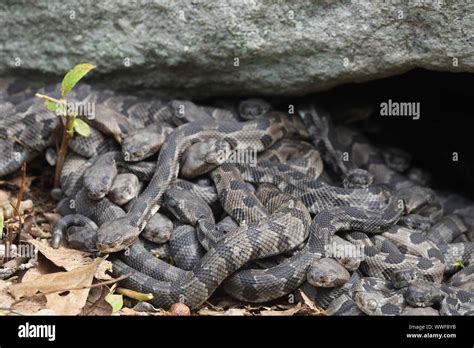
0, 80, 473, 315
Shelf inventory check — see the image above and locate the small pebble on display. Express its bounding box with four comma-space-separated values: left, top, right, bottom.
169, 303, 191, 316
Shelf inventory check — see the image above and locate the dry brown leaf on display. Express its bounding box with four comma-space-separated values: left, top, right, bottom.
115, 307, 152, 316
29, 226, 50, 238
28, 239, 92, 270
0, 280, 15, 309
4, 255, 50, 315
28, 239, 112, 280
11, 295, 48, 315
197, 307, 249, 316
9, 275, 49, 315
298, 289, 318, 310
83, 286, 113, 316
259, 303, 304, 316
9, 175, 36, 189
0, 190, 10, 204
8, 258, 101, 315
94, 260, 112, 281
35, 308, 57, 315
21, 267, 43, 282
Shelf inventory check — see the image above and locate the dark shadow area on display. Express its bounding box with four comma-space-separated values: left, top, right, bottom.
316, 68, 473, 199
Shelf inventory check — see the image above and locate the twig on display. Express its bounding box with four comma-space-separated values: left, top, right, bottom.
4, 163, 25, 262
3, 224, 9, 263
15, 163, 26, 213
53, 115, 74, 188
34, 93, 65, 106
8, 204, 23, 230
35, 93, 73, 188
4, 164, 26, 257
11, 273, 130, 306
7, 203, 24, 260
0, 307, 26, 316
14, 163, 26, 245
116, 287, 154, 301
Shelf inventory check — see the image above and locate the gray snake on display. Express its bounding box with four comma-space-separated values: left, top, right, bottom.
1, 79, 473, 314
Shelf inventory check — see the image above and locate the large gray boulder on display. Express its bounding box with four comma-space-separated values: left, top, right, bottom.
0, 1, 472, 98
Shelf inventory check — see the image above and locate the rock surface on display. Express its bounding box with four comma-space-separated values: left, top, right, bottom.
0, 1, 473, 98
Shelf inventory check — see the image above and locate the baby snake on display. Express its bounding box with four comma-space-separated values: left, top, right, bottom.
1, 79, 472, 314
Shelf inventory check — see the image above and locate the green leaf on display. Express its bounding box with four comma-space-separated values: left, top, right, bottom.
72, 118, 91, 137
105, 293, 123, 313
453, 257, 465, 269
44, 100, 67, 116
0, 215, 3, 239
61, 63, 96, 98
44, 100, 59, 112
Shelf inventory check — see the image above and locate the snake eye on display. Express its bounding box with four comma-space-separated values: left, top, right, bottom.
167, 198, 177, 208
216, 151, 225, 163
427, 193, 436, 205
367, 299, 378, 311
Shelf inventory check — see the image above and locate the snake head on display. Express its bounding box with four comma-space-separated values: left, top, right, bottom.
180, 139, 229, 178
96, 218, 139, 253
343, 168, 375, 189
122, 136, 157, 162
205, 140, 231, 165
307, 258, 349, 288
163, 187, 211, 225
83, 154, 117, 199
398, 214, 432, 232
85, 175, 114, 200
163, 188, 186, 217
406, 281, 442, 308
395, 186, 438, 214
238, 98, 271, 120
168, 100, 188, 123
354, 292, 380, 315
382, 147, 412, 173
355, 291, 403, 316
391, 268, 420, 289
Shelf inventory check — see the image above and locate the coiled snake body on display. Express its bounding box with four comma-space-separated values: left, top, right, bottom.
1, 79, 473, 314
97, 113, 308, 252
